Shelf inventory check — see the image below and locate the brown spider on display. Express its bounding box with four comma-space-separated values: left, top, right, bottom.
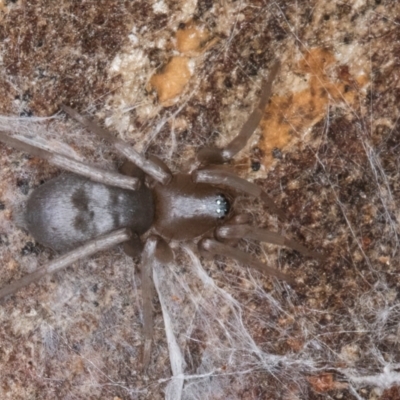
0, 61, 322, 368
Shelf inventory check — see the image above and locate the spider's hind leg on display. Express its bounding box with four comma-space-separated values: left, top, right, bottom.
62, 105, 172, 185
140, 235, 173, 371
119, 154, 172, 184
122, 232, 144, 259
0, 229, 132, 301
120, 160, 146, 182
0, 131, 140, 191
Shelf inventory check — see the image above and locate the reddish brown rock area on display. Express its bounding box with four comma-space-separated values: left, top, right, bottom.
1, 0, 400, 399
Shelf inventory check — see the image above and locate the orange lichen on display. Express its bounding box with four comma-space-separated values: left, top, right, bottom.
150, 56, 192, 105
176, 24, 210, 55
150, 22, 217, 106
259, 48, 368, 165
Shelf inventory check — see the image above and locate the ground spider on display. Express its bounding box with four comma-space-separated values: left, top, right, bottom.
0, 60, 323, 368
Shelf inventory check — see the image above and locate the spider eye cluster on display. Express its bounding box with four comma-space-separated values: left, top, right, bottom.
215, 194, 230, 219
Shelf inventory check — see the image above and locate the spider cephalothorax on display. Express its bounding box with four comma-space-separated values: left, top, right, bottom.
0, 61, 323, 368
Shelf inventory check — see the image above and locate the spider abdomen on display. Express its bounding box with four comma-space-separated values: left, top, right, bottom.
25, 174, 154, 252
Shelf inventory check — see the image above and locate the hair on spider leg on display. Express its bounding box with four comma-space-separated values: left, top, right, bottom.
0, 60, 325, 370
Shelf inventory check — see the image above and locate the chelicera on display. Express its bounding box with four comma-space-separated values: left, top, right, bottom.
0, 61, 323, 368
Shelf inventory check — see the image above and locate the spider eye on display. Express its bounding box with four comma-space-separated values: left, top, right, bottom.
215, 194, 230, 219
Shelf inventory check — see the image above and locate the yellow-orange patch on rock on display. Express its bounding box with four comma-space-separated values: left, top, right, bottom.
150, 56, 191, 106
176, 24, 210, 55
260, 48, 367, 165
150, 22, 218, 106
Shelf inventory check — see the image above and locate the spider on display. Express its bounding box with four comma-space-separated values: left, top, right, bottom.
0, 61, 323, 368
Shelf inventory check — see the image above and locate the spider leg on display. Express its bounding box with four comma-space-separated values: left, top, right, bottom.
197, 60, 280, 165
199, 238, 293, 284
216, 213, 253, 248
230, 213, 252, 225
147, 154, 173, 179
123, 232, 143, 259
193, 166, 286, 220
0, 131, 140, 190
0, 228, 131, 301
119, 160, 146, 181
140, 235, 173, 370
216, 224, 325, 261
62, 105, 172, 185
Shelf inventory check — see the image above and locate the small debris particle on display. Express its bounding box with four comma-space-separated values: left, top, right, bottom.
21, 242, 40, 256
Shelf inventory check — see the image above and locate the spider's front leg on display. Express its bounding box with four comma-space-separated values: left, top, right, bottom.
198, 216, 325, 285
216, 224, 326, 261
192, 60, 286, 220
193, 166, 286, 220
196, 60, 280, 165
198, 237, 294, 284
